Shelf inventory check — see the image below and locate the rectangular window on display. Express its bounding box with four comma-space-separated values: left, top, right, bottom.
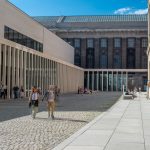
128, 38, 135, 48
4, 26, 9, 39
87, 39, 94, 48
114, 38, 121, 48
4, 26, 43, 52
141, 38, 148, 48
74, 39, 80, 48
100, 38, 107, 48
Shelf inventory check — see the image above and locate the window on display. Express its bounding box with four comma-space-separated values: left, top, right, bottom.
87, 39, 94, 48
86, 49, 94, 68
100, 38, 107, 48
128, 38, 135, 48
4, 26, 43, 52
113, 54, 121, 68
74, 39, 80, 48
75, 49, 81, 66
114, 38, 121, 48
100, 54, 107, 68
141, 38, 148, 48
67, 38, 74, 46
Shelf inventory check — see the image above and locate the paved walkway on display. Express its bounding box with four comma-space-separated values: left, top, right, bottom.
53, 93, 150, 150
0, 92, 121, 150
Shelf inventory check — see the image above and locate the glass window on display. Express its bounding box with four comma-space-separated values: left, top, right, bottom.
8, 28, 14, 40
87, 39, 94, 48
100, 54, 107, 68
4, 26, 43, 52
13, 31, 19, 43
113, 54, 121, 68
100, 38, 107, 48
141, 38, 148, 48
68, 38, 74, 46
114, 38, 121, 48
74, 39, 80, 48
128, 38, 135, 48
4, 26, 9, 39
86, 49, 94, 68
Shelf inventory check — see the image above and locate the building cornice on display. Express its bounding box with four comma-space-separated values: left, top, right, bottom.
50, 29, 147, 32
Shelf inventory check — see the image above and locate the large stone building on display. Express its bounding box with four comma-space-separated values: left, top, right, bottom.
0, 0, 84, 98
34, 15, 148, 91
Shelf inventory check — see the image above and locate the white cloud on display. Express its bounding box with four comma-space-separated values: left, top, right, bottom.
133, 8, 148, 14
114, 7, 148, 15
114, 7, 131, 15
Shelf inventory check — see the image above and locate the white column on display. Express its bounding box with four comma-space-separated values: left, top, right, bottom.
23, 52, 27, 96
16, 50, 20, 87
2, 45, 6, 85
0, 44, 1, 83
51, 61, 53, 85
27, 53, 30, 96
39, 56, 42, 90
126, 72, 128, 91
97, 71, 99, 91
19, 51, 23, 87
92, 71, 94, 91
116, 72, 118, 91
111, 71, 113, 91
121, 72, 123, 91
87, 71, 89, 89
102, 71, 104, 91
12, 48, 16, 97
7, 46, 11, 99
107, 71, 108, 91
34, 55, 37, 87
47, 59, 49, 87
36, 56, 39, 88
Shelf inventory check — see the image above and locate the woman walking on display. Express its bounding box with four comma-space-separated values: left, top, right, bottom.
29, 86, 39, 119
42, 85, 55, 119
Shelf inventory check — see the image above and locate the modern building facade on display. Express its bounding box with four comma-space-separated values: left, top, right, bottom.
34, 15, 148, 91
0, 0, 84, 98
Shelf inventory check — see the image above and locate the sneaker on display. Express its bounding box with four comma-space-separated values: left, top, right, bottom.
51, 114, 55, 120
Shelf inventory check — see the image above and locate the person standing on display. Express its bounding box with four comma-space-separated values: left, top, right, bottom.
20, 86, 24, 98
1, 84, 5, 99
13, 85, 19, 99
29, 86, 39, 119
42, 85, 55, 119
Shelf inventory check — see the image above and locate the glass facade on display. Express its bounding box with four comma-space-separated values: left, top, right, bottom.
4, 26, 43, 52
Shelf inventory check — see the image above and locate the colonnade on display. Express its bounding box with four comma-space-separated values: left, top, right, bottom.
85, 69, 147, 92
0, 42, 84, 99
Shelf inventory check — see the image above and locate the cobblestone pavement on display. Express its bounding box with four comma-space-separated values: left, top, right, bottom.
0, 92, 121, 150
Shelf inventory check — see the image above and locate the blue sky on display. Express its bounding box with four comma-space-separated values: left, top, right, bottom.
8, 0, 148, 16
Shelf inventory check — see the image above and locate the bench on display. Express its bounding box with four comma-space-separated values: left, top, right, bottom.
123, 93, 133, 99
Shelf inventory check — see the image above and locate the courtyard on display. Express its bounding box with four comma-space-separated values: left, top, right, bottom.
0, 92, 121, 150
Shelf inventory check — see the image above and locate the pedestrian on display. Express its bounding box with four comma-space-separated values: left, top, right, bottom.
54, 85, 60, 102
42, 85, 55, 119
13, 85, 19, 99
29, 86, 39, 119
1, 84, 5, 99
20, 86, 24, 98
139, 87, 141, 94
4, 85, 7, 99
